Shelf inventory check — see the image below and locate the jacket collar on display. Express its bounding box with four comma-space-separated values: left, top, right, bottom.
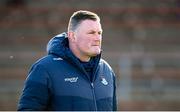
47, 32, 101, 81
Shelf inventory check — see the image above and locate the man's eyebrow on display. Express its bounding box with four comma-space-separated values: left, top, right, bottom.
88, 29, 103, 32
87, 30, 96, 33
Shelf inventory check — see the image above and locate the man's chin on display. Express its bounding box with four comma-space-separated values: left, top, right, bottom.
90, 51, 101, 57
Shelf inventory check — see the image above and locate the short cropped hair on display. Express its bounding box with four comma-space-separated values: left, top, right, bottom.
68, 10, 100, 32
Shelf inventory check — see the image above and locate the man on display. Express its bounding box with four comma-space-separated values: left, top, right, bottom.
18, 10, 117, 111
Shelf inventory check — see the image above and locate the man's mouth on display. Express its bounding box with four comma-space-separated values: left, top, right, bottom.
92, 42, 100, 46
92, 45, 100, 47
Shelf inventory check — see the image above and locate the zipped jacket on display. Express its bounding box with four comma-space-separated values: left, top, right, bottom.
18, 33, 117, 111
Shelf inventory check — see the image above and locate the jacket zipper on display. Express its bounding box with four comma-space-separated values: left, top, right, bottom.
81, 70, 98, 110
91, 82, 97, 111
77, 58, 99, 110
90, 65, 100, 111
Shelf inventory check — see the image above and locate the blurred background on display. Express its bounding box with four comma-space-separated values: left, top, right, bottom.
0, 0, 180, 110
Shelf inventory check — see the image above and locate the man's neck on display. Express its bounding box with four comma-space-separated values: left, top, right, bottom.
76, 54, 90, 62
69, 44, 90, 62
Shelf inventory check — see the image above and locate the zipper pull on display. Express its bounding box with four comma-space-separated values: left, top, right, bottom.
91, 83, 94, 88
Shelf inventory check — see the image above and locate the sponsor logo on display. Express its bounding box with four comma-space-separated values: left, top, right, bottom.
53, 57, 63, 61
64, 77, 78, 83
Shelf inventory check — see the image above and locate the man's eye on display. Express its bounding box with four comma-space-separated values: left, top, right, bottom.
88, 31, 102, 35
98, 32, 102, 35
88, 31, 95, 34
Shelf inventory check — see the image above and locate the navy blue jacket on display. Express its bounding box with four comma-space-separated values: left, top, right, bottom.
18, 33, 117, 111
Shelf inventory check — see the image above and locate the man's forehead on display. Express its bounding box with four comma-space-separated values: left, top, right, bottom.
88, 29, 103, 32
81, 19, 101, 25
81, 20, 102, 29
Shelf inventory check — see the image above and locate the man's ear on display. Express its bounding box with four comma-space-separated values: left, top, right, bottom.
68, 31, 76, 43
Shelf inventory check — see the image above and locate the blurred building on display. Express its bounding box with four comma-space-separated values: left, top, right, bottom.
0, 0, 180, 110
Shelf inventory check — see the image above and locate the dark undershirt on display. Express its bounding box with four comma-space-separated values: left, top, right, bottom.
78, 58, 95, 82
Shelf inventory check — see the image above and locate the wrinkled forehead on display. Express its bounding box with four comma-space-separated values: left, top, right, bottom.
78, 19, 102, 31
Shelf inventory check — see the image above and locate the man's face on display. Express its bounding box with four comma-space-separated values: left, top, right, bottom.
73, 19, 102, 58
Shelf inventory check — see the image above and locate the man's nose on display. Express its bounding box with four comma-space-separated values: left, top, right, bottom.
95, 34, 102, 40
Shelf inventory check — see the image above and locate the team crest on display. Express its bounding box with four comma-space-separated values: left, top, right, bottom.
100, 76, 108, 85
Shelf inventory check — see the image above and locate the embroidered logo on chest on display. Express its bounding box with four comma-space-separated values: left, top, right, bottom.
100, 76, 108, 86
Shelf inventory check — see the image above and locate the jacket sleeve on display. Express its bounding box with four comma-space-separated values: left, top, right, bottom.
18, 63, 51, 111
113, 72, 117, 111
